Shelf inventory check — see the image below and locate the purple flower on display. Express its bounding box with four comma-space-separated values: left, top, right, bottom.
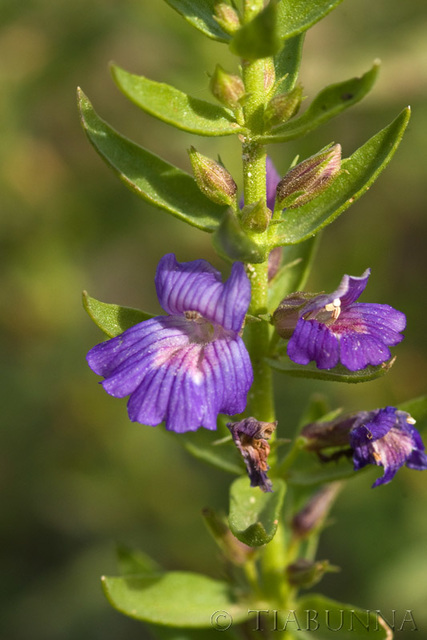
227, 417, 277, 492
350, 407, 427, 487
87, 254, 253, 433
266, 156, 281, 211
287, 269, 406, 371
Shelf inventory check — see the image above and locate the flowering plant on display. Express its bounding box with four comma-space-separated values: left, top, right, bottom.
79, 1, 427, 637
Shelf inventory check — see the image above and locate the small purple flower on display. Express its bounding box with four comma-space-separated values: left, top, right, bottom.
266, 156, 281, 211
227, 417, 277, 492
87, 254, 253, 433
350, 407, 427, 487
287, 269, 406, 371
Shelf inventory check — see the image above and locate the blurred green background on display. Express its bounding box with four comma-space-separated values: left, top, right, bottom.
1, 0, 426, 638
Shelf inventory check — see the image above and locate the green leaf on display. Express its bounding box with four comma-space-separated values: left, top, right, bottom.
78, 89, 227, 231
83, 291, 154, 338
277, 0, 344, 39
274, 33, 305, 94
181, 428, 244, 476
292, 594, 392, 638
228, 476, 286, 547
273, 107, 411, 245
163, 0, 231, 42
266, 356, 396, 383
116, 544, 161, 576
102, 571, 254, 627
267, 235, 319, 312
111, 65, 242, 137
261, 63, 379, 142
230, 0, 282, 60
285, 451, 358, 487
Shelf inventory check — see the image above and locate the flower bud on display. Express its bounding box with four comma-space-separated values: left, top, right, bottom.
213, 3, 241, 35
286, 558, 339, 588
291, 483, 342, 539
210, 64, 245, 109
276, 144, 342, 209
300, 415, 356, 451
240, 199, 272, 232
272, 292, 317, 339
188, 147, 237, 206
201, 507, 255, 566
264, 84, 303, 128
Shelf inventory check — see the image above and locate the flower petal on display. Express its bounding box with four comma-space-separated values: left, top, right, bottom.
339, 332, 391, 371
287, 318, 339, 369
334, 303, 406, 344
155, 253, 250, 332
266, 156, 281, 211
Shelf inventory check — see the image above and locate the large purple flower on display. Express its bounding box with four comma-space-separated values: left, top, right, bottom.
350, 407, 427, 487
87, 254, 253, 433
287, 269, 406, 371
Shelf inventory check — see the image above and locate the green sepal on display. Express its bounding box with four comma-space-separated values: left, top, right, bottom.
83, 291, 154, 338
116, 544, 161, 576
266, 356, 396, 383
78, 89, 227, 231
163, 0, 231, 42
273, 107, 411, 245
111, 65, 242, 137
267, 235, 319, 312
277, 0, 344, 39
274, 33, 305, 94
102, 571, 255, 627
229, 0, 282, 60
261, 63, 379, 142
212, 209, 268, 263
228, 476, 286, 547
293, 594, 393, 638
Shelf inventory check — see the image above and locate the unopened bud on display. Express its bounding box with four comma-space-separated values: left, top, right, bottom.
276, 144, 342, 209
213, 3, 241, 35
241, 199, 272, 232
272, 292, 317, 339
264, 84, 303, 128
286, 558, 339, 588
291, 483, 342, 539
210, 64, 245, 109
202, 507, 254, 566
301, 414, 357, 451
188, 147, 237, 206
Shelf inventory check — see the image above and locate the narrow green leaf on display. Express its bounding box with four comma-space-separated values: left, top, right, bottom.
262, 63, 379, 142
163, 0, 231, 42
286, 453, 358, 487
267, 235, 319, 312
102, 572, 254, 627
293, 594, 392, 638
277, 0, 344, 39
111, 65, 242, 137
182, 428, 244, 476
83, 291, 153, 338
266, 356, 396, 383
273, 33, 305, 94
116, 544, 161, 576
230, 0, 282, 60
78, 89, 227, 231
273, 107, 411, 245
228, 476, 286, 547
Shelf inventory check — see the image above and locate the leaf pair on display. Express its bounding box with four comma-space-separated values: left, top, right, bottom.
78, 89, 410, 247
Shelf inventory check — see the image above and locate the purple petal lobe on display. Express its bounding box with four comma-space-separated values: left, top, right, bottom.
155, 253, 250, 332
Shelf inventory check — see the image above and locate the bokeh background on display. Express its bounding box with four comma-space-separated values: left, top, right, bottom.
1, 0, 427, 638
